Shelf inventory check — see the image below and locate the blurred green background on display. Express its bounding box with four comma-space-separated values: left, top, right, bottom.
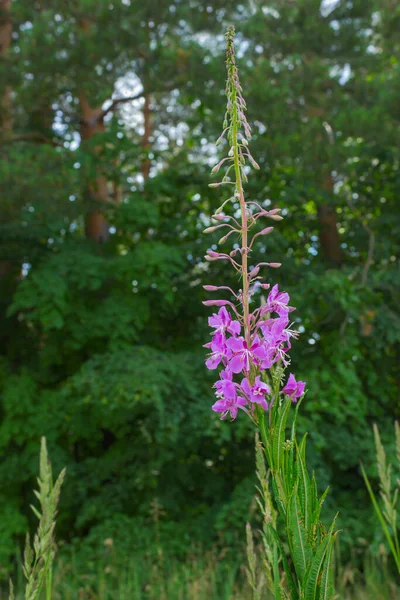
0, 0, 399, 594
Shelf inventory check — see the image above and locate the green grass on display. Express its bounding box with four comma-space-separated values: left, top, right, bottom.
2, 545, 399, 600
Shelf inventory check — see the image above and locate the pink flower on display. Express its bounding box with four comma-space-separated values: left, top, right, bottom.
259, 317, 298, 367
205, 333, 232, 370
264, 284, 294, 317
226, 335, 268, 374
240, 376, 270, 410
282, 373, 306, 401
214, 368, 236, 400
208, 306, 241, 336
212, 395, 247, 420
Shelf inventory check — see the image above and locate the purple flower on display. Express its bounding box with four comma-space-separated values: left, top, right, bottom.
212, 394, 247, 420
265, 284, 294, 317
282, 373, 306, 401
208, 306, 241, 336
259, 317, 298, 367
226, 335, 268, 374
241, 376, 270, 410
205, 332, 232, 370
214, 367, 236, 400
260, 317, 289, 345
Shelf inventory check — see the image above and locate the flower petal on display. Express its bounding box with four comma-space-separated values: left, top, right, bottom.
226, 336, 244, 352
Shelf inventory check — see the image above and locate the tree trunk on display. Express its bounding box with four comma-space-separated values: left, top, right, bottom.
0, 0, 13, 280
79, 94, 110, 243
318, 174, 342, 266
0, 0, 12, 138
141, 93, 152, 180
79, 18, 110, 244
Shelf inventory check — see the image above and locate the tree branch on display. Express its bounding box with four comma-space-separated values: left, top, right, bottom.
83, 80, 180, 127
0, 132, 62, 146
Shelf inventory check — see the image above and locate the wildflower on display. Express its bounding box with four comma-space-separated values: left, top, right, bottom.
226, 335, 269, 374
203, 27, 306, 417
282, 373, 306, 401
240, 376, 270, 410
205, 333, 231, 370
214, 367, 236, 400
208, 306, 241, 337
264, 284, 295, 317
212, 394, 247, 420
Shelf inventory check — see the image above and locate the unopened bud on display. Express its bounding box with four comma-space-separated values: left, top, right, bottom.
267, 262, 281, 268
203, 300, 230, 307
218, 236, 228, 244
215, 128, 228, 146
268, 215, 284, 221
212, 213, 225, 221
208, 182, 223, 188
248, 156, 260, 170
260, 227, 274, 235
203, 285, 219, 291
249, 266, 260, 279
203, 226, 218, 234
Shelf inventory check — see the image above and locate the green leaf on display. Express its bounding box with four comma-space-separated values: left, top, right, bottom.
311, 486, 330, 531
319, 531, 336, 600
303, 518, 337, 600
272, 398, 292, 474
296, 439, 312, 535
268, 524, 299, 600
287, 485, 312, 582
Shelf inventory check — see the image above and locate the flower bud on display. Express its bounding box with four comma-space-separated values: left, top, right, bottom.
249, 266, 260, 279
203, 300, 230, 306
212, 213, 225, 221
203, 226, 219, 234
248, 155, 260, 170
267, 262, 281, 268
208, 182, 223, 188
218, 236, 228, 244
260, 227, 274, 235
215, 128, 228, 146
203, 285, 219, 291
268, 215, 284, 221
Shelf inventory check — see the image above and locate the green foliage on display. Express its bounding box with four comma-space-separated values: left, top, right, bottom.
258, 401, 337, 599
0, 0, 399, 587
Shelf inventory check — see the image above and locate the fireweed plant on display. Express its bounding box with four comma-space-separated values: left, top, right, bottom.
203, 27, 338, 600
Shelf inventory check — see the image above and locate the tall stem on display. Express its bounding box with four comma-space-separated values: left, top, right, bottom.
231, 88, 250, 345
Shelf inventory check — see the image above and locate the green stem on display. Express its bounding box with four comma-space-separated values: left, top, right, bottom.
46, 566, 52, 600
361, 462, 400, 574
